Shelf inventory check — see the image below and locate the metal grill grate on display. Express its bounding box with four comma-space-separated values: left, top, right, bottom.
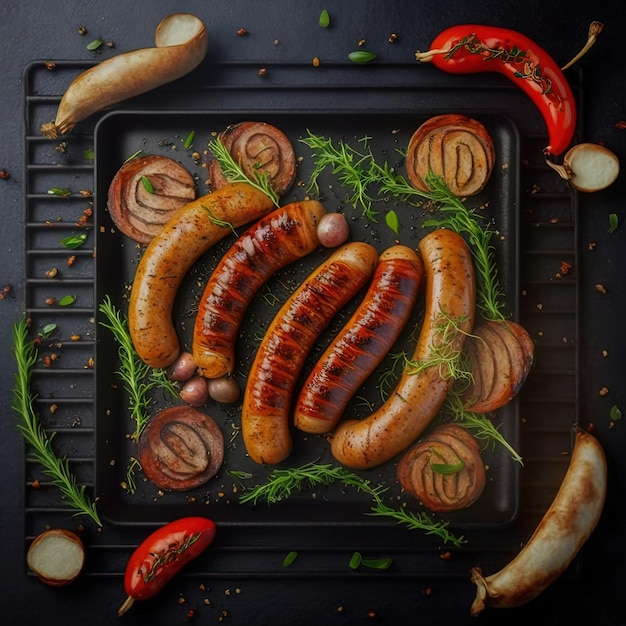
22, 59, 580, 580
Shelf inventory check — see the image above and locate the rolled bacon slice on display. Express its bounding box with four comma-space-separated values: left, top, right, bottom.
397, 423, 486, 512
107, 154, 196, 244
209, 121, 297, 196
406, 114, 495, 196
138, 406, 224, 491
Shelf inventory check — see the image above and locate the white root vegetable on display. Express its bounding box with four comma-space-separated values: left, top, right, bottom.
40, 13, 208, 138
26, 528, 86, 587
470, 426, 607, 615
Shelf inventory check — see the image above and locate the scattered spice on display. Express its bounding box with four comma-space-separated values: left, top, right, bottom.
78, 26, 88, 36
0, 284, 13, 300
258, 68, 268, 77
44, 61, 56, 71
0, 169, 9, 179
236, 28, 248, 36
615, 120, 626, 130
599, 387, 609, 396
312, 56, 320, 67
595, 284, 607, 294
388, 33, 398, 43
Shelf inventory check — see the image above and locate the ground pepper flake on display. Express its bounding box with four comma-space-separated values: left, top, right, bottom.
595, 284, 607, 294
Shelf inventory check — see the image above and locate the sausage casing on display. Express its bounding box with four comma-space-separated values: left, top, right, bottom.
242, 242, 379, 465
330, 229, 476, 469
294, 245, 424, 434
192, 200, 325, 379
470, 427, 607, 614
128, 183, 275, 368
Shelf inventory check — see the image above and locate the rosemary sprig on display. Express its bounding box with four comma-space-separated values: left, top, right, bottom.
98, 296, 154, 440
445, 392, 523, 465
11, 318, 102, 526
238, 462, 465, 546
422, 173, 505, 321
208, 137, 280, 206
301, 131, 379, 220
98, 296, 178, 493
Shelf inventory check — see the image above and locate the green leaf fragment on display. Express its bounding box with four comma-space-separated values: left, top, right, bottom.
348, 50, 377, 64
47, 187, 71, 197
385, 209, 399, 234
609, 213, 618, 234
57, 294, 77, 306
184, 130, 196, 150
141, 175, 154, 194
86, 38, 103, 51
60, 233, 88, 249
282, 551, 299, 567
430, 461, 464, 475
610, 405, 622, 420
319, 9, 330, 28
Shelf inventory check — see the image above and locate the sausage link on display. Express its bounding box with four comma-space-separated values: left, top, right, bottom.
330, 229, 476, 469
192, 200, 325, 379
294, 245, 424, 434
128, 183, 275, 368
242, 242, 378, 465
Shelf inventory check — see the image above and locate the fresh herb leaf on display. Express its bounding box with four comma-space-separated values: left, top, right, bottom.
349, 552, 362, 569
60, 233, 88, 249
57, 294, 77, 306
39, 323, 58, 338
319, 9, 330, 28
184, 130, 196, 150
141, 175, 154, 194
609, 213, 619, 234
610, 405, 622, 420
430, 461, 464, 475
11, 318, 101, 526
208, 137, 280, 206
385, 209, 400, 234
83, 148, 95, 160
360, 556, 393, 570
283, 551, 299, 567
348, 50, 377, 64
86, 37, 104, 51
47, 187, 71, 197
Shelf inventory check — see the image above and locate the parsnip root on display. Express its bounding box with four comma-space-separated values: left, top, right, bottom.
40, 13, 208, 138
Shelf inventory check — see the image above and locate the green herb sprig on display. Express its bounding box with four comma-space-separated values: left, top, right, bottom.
11, 318, 102, 526
238, 462, 465, 546
98, 296, 177, 441
208, 137, 280, 206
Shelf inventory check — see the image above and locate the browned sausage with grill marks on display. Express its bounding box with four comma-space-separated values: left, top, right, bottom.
193, 200, 325, 379
294, 245, 424, 434
242, 242, 378, 465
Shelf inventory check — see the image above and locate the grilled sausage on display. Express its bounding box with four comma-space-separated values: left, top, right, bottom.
242, 242, 379, 465
330, 229, 476, 469
470, 427, 607, 614
192, 200, 326, 379
294, 245, 424, 434
128, 183, 275, 368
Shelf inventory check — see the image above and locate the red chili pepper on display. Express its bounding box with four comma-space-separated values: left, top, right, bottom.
117, 517, 216, 616
416, 25, 576, 157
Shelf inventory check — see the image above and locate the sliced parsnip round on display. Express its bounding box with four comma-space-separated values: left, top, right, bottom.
564, 143, 619, 192
40, 13, 208, 138
547, 142, 620, 192
26, 528, 86, 587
